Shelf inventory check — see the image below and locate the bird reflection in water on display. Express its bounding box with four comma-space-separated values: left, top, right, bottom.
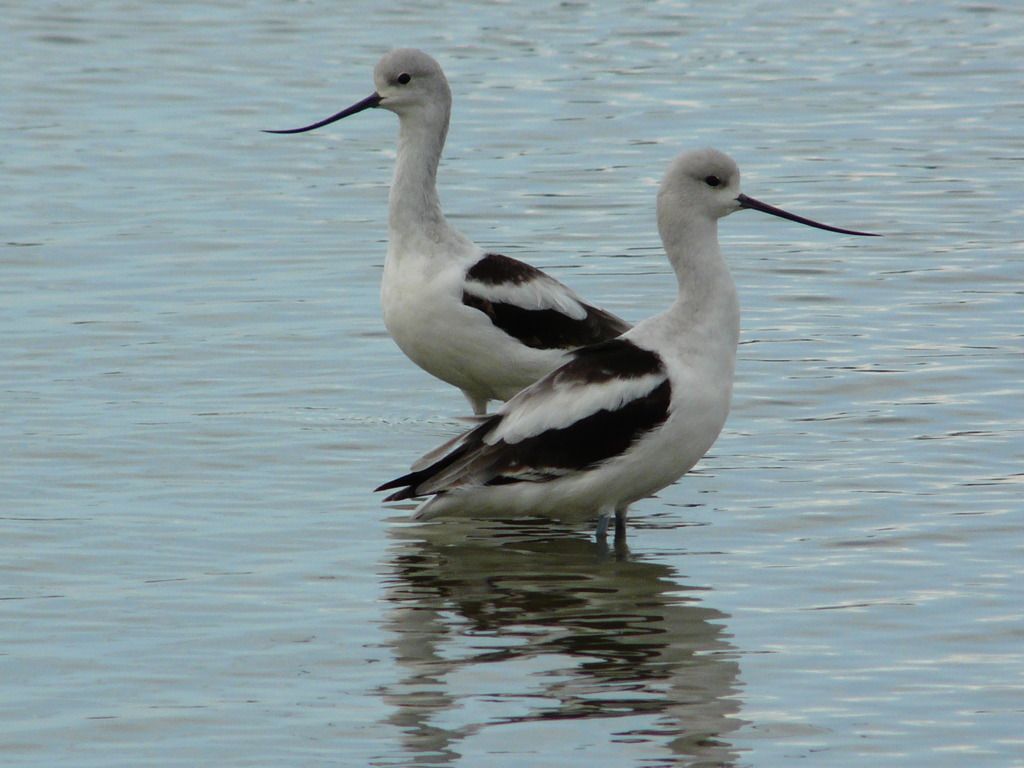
372, 517, 745, 766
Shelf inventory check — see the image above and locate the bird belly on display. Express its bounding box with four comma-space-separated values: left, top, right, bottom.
382, 266, 567, 402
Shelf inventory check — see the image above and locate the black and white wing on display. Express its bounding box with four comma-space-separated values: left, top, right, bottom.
376, 338, 671, 500
462, 253, 630, 349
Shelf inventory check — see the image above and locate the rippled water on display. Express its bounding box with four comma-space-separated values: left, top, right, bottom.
3, 1, 1022, 766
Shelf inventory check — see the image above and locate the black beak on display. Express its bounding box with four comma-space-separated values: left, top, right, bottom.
263, 92, 383, 135
736, 193, 879, 237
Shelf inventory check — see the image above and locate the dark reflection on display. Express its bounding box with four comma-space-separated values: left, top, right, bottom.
374, 517, 745, 766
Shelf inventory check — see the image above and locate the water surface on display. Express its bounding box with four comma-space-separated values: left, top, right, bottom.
3, 1, 1022, 766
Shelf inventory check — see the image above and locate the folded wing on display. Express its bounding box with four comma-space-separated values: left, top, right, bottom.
462, 253, 630, 350
377, 338, 671, 501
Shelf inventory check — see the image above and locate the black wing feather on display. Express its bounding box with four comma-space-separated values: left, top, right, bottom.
462, 253, 630, 349
376, 339, 671, 500
480, 378, 670, 480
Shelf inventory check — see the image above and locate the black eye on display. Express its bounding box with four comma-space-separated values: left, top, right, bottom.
704, 175, 722, 188
397, 73, 411, 85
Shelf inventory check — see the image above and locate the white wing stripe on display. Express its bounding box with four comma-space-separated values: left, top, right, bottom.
490, 372, 667, 445
464, 275, 589, 319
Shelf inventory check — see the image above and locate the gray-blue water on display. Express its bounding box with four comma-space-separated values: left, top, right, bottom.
3, 2, 1022, 766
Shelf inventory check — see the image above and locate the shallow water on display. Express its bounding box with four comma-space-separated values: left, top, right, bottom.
3, 1, 1022, 766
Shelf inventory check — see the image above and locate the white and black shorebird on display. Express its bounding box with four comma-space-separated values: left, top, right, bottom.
267, 48, 629, 414
375, 148, 878, 539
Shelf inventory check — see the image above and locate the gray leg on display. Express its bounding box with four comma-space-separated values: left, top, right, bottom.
463, 390, 489, 416
594, 510, 613, 539
614, 507, 628, 540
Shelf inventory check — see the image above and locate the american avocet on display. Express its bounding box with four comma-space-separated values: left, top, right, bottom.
376, 148, 878, 539
266, 48, 629, 414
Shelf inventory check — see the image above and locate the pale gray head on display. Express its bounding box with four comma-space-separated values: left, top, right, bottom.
264, 48, 451, 134
658, 148, 744, 226
371, 48, 450, 116
658, 147, 878, 237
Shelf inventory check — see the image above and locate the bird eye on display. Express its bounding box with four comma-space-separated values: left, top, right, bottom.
704, 175, 722, 188
397, 73, 412, 85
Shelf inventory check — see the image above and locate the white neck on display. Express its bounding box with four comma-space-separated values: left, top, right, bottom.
387, 107, 470, 260
664, 211, 737, 314
645, 205, 741, 376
